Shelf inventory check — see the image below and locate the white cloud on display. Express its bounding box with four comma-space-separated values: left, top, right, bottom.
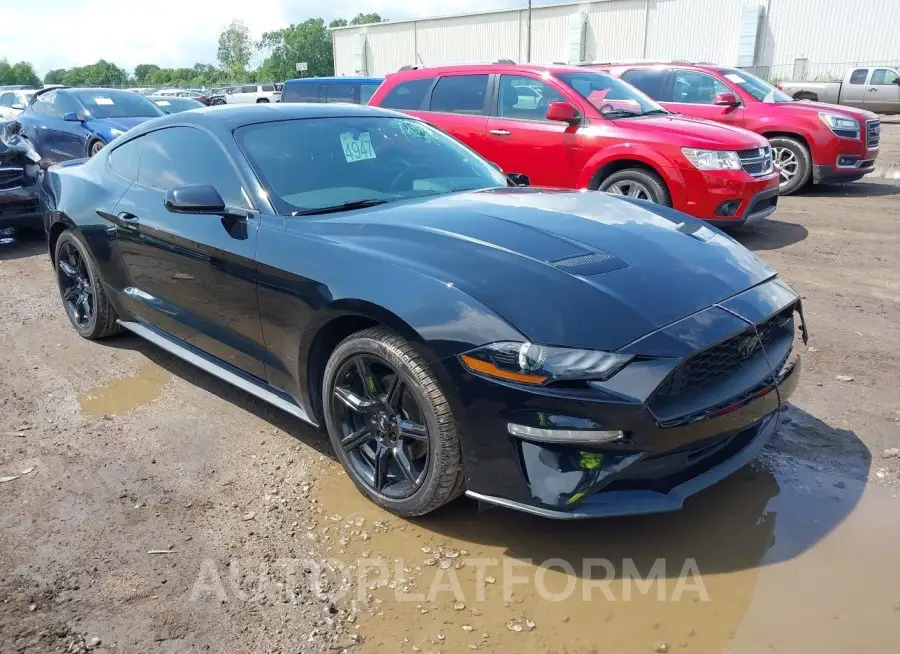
1, 0, 526, 75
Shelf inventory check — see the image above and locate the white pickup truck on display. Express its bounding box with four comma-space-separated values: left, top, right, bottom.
779, 66, 900, 114
224, 84, 282, 104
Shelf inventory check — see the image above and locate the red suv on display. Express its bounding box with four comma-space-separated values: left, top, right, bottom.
369, 63, 780, 227
595, 62, 881, 195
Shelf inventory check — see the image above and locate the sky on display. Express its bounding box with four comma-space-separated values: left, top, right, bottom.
0, 0, 529, 75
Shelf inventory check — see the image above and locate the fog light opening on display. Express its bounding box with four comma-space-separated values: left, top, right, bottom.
715, 200, 741, 217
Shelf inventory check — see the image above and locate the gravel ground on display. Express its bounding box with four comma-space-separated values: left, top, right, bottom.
1, 124, 899, 653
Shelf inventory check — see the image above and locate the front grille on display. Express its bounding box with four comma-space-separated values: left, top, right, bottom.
738, 146, 773, 177
0, 166, 25, 190
747, 195, 778, 216
0, 199, 40, 218
652, 306, 793, 401
866, 119, 880, 149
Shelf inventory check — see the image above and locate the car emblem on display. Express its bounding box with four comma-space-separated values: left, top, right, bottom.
738, 335, 761, 359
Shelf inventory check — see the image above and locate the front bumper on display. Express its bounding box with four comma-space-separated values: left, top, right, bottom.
667, 166, 780, 225
812, 124, 879, 184
446, 278, 805, 519
0, 184, 42, 230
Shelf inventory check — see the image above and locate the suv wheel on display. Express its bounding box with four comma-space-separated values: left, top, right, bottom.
599, 168, 671, 206
770, 136, 811, 195
322, 327, 465, 517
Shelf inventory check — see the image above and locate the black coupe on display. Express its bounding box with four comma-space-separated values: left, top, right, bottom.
41, 104, 805, 518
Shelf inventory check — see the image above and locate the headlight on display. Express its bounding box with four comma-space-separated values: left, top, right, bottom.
818, 112, 859, 138
460, 342, 633, 385
681, 148, 742, 170
109, 128, 125, 138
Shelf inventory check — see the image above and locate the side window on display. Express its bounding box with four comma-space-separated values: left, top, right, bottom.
108, 137, 144, 181
671, 71, 731, 104
429, 75, 489, 115
848, 69, 868, 84
282, 83, 319, 103
261, 84, 275, 92
621, 69, 671, 101
31, 90, 59, 117
55, 93, 81, 117
360, 83, 381, 104
138, 127, 250, 209
870, 69, 900, 85
379, 78, 435, 110
497, 75, 566, 121
0, 93, 13, 107
242, 85, 258, 94
322, 84, 356, 103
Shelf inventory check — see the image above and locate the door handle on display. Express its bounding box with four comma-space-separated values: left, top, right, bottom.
867, 88, 878, 92
490, 129, 511, 136
118, 211, 139, 224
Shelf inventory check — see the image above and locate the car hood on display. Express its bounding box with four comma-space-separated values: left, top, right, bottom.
776, 100, 877, 122
319, 188, 777, 351
87, 116, 155, 137
617, 113, 769, 149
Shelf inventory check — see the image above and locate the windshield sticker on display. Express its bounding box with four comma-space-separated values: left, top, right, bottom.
724, 73, 746, 84
156, 100, 171, 106
340, 131, 376, 163
93, 97, 115, 105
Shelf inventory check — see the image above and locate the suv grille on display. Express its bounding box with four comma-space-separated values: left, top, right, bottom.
0, 166, 25, 190
738, 147, 773, 177
0, 199, 40, 218
652, 306, 793, 400
866, 119, 880, 149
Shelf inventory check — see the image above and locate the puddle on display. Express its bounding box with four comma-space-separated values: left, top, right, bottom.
313, 460, 900, 653
77, 362, 170, 416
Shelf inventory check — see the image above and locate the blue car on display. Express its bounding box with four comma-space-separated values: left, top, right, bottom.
280, 77, 384, 105
17, 87, 163, 166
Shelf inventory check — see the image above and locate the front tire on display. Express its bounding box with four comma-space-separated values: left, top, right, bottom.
322, 327, 464, 517
770, 136, 811, 195
54, 230, 121, 340
256, 98, 270, 103
598, 168, 671, 206
88, 140, 105, 157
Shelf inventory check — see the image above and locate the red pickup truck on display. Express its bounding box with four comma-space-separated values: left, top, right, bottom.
369, 63, 780, 227
595, 62, 881, 195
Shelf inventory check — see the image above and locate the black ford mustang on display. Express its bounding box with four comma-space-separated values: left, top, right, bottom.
41, 103, 805, 518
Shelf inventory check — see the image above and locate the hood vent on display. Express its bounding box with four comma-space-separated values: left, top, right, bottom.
551, 251, 629, 276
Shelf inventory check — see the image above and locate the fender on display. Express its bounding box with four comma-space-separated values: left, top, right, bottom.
748, 115, 817, 149
576, 141, 684, 189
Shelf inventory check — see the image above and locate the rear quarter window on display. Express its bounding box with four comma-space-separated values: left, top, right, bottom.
621, 69, 671, 101
849, 69, 868, 84
378, 78, 434, 110
108, 137, 143, 181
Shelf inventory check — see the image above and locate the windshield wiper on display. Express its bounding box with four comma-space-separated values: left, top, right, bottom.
602, 108, 666, 119
291, 198, 391, 216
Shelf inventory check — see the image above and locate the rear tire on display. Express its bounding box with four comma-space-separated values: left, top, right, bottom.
770, 136, 811, 195
598, 168, 671, 206
54, 230, 121, 340
322, 327, 464, 517
256, 98, 270, 103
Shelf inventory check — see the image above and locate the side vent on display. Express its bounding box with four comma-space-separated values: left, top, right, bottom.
551, 251, 629, 276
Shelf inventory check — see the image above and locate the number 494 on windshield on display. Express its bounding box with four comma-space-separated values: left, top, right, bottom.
340, 131, 376, 163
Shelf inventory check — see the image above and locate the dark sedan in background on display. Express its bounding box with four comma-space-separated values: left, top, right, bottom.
40, 103, 804, 518
17, 87, 163, 165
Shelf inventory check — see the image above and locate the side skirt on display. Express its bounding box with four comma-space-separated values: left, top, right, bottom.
117, 320, 318, 428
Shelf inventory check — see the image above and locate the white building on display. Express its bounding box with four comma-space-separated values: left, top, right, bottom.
332, 0, 899, 81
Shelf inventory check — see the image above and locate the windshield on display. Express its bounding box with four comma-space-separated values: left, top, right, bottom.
556, 71, 666, 117
717, 68, 793, 103
75, 90, 164, 119
235, 116, 508, 215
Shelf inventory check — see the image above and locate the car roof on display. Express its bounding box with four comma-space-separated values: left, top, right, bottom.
594, 61, 724, 73
121, 102, 405, 141
285, 77, 383, 85
386, 62, 594, 78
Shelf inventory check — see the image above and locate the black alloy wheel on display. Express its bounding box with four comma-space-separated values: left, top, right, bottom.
323, 327, 465, 516
57, 240, 94, 329
331, 354, 430, 499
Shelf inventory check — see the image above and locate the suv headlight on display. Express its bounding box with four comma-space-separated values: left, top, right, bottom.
682, 148, 742, 170
460, 342, 633, 385
818, 112, 859, 139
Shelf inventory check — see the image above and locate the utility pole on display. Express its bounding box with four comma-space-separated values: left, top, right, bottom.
526, 0, 532, 63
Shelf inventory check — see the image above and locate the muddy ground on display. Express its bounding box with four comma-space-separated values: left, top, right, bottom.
2, 124, 900, 654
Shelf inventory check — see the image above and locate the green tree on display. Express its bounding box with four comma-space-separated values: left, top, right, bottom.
349, 12, 384, 25
0, 59, 40, 86
328, 18, 347, 28
217, 20, 252, 78
43, 68, 67, 85
258, 18, 334, 82
133, 64, 160, 84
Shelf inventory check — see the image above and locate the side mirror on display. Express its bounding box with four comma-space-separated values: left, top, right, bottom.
893, 77, 900, 85
713, 92, 740, 106
164, 184, 226, 214
546, 101, 581, 126
506, 173, 531, 187
63, 112, 82, 122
